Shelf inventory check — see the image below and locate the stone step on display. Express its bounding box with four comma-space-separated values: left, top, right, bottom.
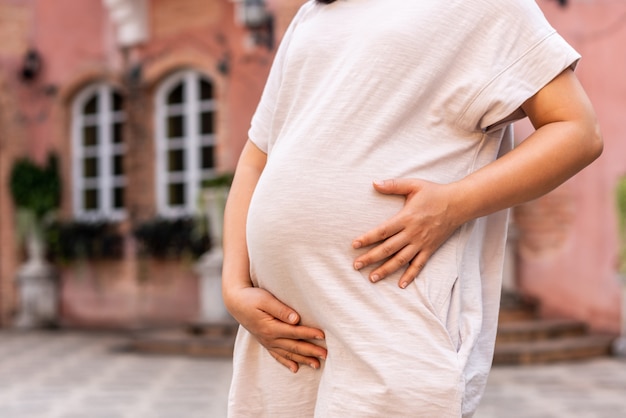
498, 306, 537, 323
186, 320, 238, 337
498, 292, 539, 323
127, 323, 238, 357
496, 318, 587, 344
493, 334, 615, 365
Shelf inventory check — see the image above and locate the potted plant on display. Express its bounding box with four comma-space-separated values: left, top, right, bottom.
46, 219, 124, 263
8, 153, 61, 328
132, 216, 210, 261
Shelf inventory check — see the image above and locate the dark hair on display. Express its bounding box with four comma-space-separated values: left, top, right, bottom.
316, 0, 337, 3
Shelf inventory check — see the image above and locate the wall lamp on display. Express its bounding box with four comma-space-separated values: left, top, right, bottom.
237, 0, 274, 50
20, 49, 43, 82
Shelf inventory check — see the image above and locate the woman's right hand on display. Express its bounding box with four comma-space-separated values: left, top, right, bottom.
226, 285, 327, 373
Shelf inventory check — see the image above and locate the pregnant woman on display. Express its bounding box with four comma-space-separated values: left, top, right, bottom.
222, 0, 603, 416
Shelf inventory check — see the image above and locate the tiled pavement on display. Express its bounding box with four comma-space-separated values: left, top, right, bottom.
1, 331, 626, 418
0, 331, 231, 418
477, 358, 626, 418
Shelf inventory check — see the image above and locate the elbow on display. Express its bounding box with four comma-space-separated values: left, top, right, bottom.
586, 120, 604, 164
573, 115, 603, 168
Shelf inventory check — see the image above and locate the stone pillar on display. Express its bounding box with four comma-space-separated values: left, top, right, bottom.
194, 187, 233, 323
14, 233, 58, 328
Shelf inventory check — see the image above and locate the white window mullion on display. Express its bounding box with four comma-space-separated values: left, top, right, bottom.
100, 86, 111, 216
187, 72, 200, 214
72, 108, 84, 216
156, 88, 166, 215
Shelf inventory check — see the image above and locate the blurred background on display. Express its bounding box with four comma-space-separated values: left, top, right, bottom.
0, 0, 625, 417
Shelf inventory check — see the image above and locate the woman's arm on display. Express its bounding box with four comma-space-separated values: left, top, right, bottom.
352, 68, 603, 288
222, 140, 327, 372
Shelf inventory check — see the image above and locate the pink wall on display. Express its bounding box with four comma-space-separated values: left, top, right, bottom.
27, 0, 113, 161
0, 0, 274, 327
515, 1, 626, 333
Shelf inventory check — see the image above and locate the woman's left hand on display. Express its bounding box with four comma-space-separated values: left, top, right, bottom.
352, 178, 462, 289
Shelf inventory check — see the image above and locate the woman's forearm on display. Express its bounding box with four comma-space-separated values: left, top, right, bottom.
222, 140, 267, 301
448, 119, 602, 226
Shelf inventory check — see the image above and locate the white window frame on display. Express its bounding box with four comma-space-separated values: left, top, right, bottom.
155, 70, 217, 217
71, 83, 126, 221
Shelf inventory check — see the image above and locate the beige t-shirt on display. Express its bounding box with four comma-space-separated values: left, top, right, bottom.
229, 1, 580, 416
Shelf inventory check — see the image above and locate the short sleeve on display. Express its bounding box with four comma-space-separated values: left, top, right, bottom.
247, 2, 314, 153
457, 0, 580, 131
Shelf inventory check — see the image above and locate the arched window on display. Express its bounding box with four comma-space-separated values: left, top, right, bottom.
155, 70, 217, 216
72, 84, 126, 220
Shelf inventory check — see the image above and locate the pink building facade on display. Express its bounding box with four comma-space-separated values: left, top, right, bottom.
513, 1, 626, 333
0, 0, 623, 332
0, 0, 277, 327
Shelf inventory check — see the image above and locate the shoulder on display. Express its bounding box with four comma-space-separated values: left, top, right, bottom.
459, 0, 555, 42
292, 0, 319, 23
476, 0, 547, 20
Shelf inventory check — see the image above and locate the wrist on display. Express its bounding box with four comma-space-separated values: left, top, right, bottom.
444, 181, 475, 228
222, 276, 251, 294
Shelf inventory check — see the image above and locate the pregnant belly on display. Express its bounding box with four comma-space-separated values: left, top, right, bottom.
245, 156, 462, 349
245, 159, 402, 295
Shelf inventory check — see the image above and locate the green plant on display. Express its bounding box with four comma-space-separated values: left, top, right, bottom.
9, 153, 61, 242
133, 217, 210, 260
200, 172, 233, 244
617, 176, 626, 275
45, 220, 124, 262
9, 153, 61, 220
202, 172, 234, 188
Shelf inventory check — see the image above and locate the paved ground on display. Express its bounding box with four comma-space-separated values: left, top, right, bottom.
0, 331, 231, 418
1, 331, 626, 418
